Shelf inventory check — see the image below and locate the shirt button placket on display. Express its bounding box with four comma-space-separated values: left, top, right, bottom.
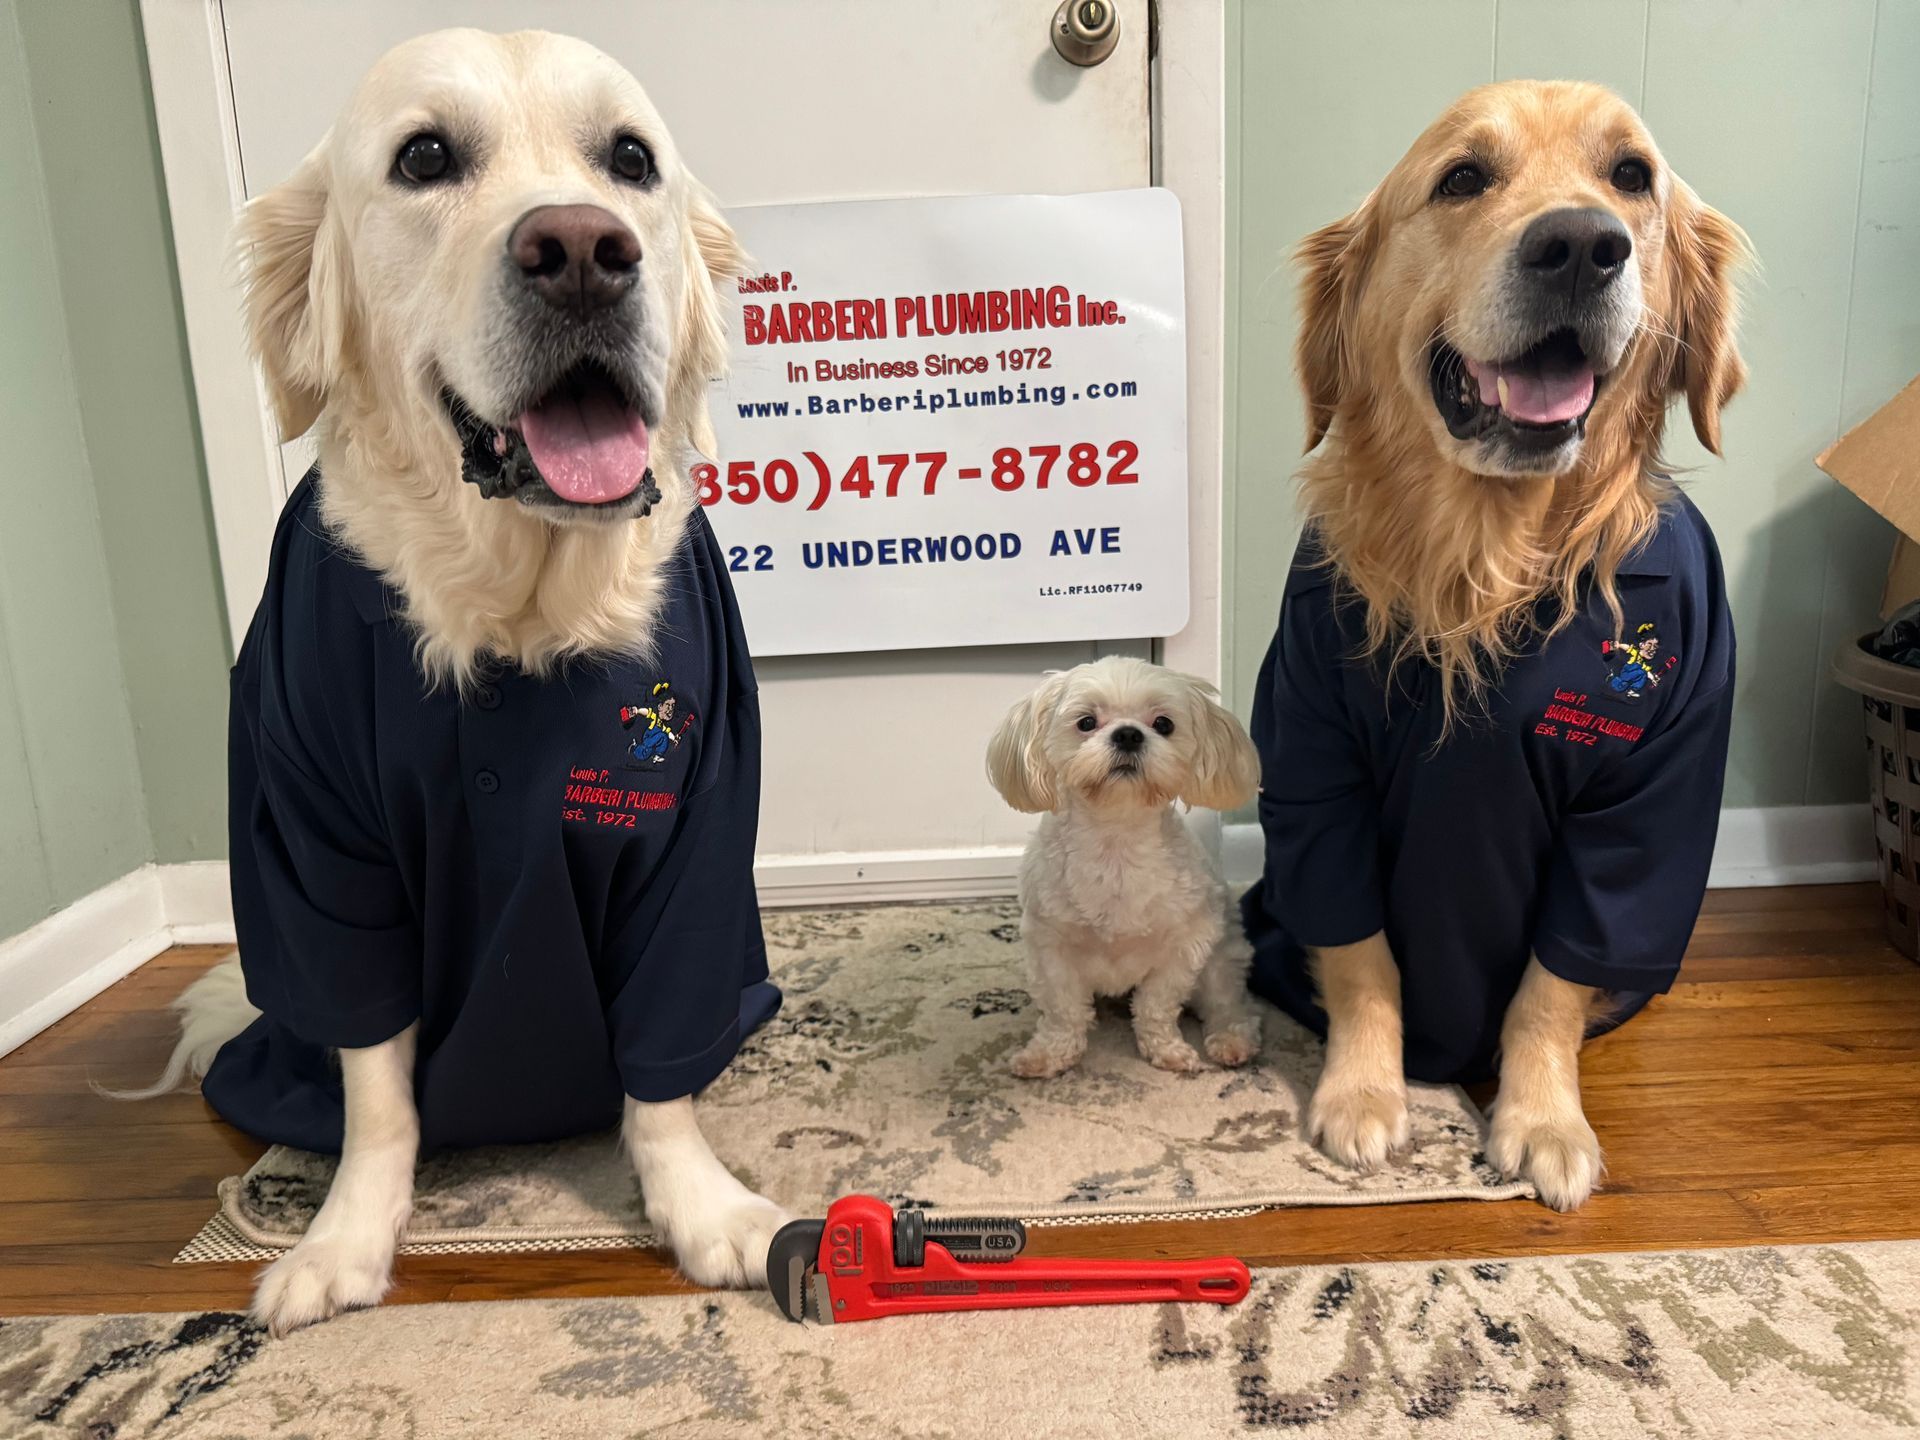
460, 677, 515, 882
468, 681, 504, 799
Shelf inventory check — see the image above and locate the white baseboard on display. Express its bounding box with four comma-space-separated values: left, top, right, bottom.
0, 806, 1875, 1058
1704, 804, 1878, 888
753, 846, 1025, 908
1220, 803, 1877, 892
0, 869, 164, 1059
156, 861, 240, 945
0, 861, 234, 1059
1220, 822, 1264, 890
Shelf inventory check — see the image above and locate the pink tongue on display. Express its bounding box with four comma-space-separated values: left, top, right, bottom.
1466, 356, 1595, 425
516, 388, 650, 504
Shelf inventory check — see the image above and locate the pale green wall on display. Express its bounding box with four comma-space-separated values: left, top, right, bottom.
0, 0, 150, 934
1225, 0, 1913, 811
17, 0, 231, 865
0, 0, 229, 936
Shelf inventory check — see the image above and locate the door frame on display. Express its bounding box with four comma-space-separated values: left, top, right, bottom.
141, 0, 1228, 877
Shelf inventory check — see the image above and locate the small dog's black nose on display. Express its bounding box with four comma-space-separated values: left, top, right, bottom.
1110, 725, 1145, 753
1516, 206, 1632, 303
509, 204, 641, 315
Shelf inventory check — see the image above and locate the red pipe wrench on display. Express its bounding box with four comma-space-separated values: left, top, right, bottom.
767, 1194, 1250, 1325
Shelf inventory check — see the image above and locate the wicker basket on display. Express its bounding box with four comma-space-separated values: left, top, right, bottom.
1833, 634, 1920, 960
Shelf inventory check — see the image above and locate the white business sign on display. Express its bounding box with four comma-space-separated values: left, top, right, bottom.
704, 189, 1188, 656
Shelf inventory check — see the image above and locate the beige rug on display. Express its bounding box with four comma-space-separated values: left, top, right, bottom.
183, 903, 1527, 1261
11, 1241, 1917, 1438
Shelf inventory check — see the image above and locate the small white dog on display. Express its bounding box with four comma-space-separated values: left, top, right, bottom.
986, 657, 1265, 1077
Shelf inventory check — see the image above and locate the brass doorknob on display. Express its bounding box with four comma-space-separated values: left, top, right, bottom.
1052, 0, 1120, 67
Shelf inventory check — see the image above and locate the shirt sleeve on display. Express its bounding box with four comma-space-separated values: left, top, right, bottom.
1250, 578, 1387, 948
229, 595, 421, 1051
1531, 679, 1734, 993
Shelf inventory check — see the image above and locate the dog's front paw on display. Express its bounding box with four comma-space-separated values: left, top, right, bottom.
1139, 1037, 1207, 1073
1203, 1015, 1262, 1068
252, 1230, 397, 1337
1490, 1107, 1602, 1212
1306, 1077, 1410, 1171
657, 1191, 790, 1289
642, 1153, 789, 1289
627, 1097, 790, 1290
1010, 1034, 1083, 1079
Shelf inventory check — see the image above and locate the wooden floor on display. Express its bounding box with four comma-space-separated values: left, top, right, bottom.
2, 883, 1915, 1317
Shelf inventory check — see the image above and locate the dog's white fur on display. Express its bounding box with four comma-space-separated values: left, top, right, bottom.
98, 958, 255, 1102
127, 29, 780, 1335
987, 658, 1264, 1077
242, 28, 742, 690
252, 1019, 420, 1332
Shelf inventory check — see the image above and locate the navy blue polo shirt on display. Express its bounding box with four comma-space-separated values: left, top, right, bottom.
204, 472, 779, 1153
1240, 493, 1734, 1084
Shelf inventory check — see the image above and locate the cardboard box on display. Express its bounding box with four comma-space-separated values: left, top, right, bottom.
1883, 537, 1920, 621
1817, 373, 1920, 618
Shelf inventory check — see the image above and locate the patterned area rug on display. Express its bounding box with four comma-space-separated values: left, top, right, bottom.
183, 903, 1527, 1260
10, 1242, 1917, 1438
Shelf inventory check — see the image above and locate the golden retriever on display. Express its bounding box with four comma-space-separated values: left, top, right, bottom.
128, 29, 781, 1335
243, 31, 739, 687
1254, 81, 1747, 1210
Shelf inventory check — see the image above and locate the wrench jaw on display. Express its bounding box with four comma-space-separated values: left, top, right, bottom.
808, 1271, 837, 1325
767, 1218, 826, 1324
768, 1200, 1030, 1325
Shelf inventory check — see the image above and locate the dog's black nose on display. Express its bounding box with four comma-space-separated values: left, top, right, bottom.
1516, 207, 1632, 303
509, 205, 641, 315
1110, 725, 1145, 752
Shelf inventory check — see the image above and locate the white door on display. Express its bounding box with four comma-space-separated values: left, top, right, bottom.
146, 0, 1225, 897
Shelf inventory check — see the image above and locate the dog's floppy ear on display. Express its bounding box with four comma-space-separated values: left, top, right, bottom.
235, 143, 356, 441
1295, 193, 1378, 453
1660, 180, 1750, 456
672, 181, 747, 452
986, 672, 1068, 814
1175, 677, 1261, 813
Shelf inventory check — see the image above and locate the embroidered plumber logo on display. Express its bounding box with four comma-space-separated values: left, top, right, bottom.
1599, 622, 1677, 704
1532, 622, 1676, 747
620, 681, 695, 770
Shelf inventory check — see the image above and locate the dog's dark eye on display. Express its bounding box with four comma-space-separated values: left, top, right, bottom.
610, 134, 655, 185
1152, 716, 1175, 737
1076, 715, 1098, 733
393, 132, 456, 185
1611, 158, 1653, 195
1435, 162, 1490, 200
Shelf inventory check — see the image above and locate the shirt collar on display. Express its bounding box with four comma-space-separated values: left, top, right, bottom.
1289, 508, 1676, 591
299, 465, 404, 625
1615, 510, 1675, 579
1282, 527, 1337, 596
340, 552, 402, 625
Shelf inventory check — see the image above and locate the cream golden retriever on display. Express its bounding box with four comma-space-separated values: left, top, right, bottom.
1245, 81, 1747, 1211
245, 30, 737, 683
127, 29, 783, 1335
